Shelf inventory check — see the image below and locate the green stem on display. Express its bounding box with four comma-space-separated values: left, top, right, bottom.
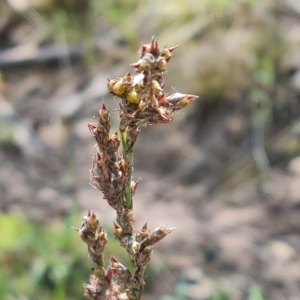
120, 130, 127, 152
98, 254, 104, 267
125, 168, 132, 209
128, 256, 135, 273
120, 130, 135, 273
120, 130, 132, 209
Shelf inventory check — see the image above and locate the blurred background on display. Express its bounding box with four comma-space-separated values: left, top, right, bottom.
1, 0, 300, 299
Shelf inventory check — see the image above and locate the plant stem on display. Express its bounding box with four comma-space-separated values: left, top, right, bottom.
120, 130, 133, 209
79, 37, 198, 300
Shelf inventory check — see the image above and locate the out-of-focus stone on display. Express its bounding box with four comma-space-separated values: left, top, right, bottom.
267, 240, 297, 261
288, 156, 300, 175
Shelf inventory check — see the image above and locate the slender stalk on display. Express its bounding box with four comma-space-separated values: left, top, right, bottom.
120, 129, 133, 209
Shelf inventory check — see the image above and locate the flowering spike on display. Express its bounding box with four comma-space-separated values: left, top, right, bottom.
78, 37, 197, 300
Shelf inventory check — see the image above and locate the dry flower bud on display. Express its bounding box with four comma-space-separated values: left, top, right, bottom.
139, 45, 148, 58
161, 48, 172, 59
111, 261, 119, 269
152, 226, 175, 237
165, 93, 198, 109
152, 80, 163, 95
109, 256, 127, 271
118, 158, 127, 173
98, 103, 110, 123
163, 44, 181, 63
95, 151, 102, 162
96, 227, 107, 241
131, 61, 146, 72
132, 241, 140, 253
141, 222, 148, 231
84, 275, 101, 297
109, 132, 120, 151
139, 37, 159, 58
135, 222, 151, 243
138, 99, 147, 112
114, 222, 125, 238
131, 180, 139, 195
122, 72, 132, 83
107, 78, 117, 91
87, 122, 97, 132
158, 107, 172, 122
125, 208, 134, 217
136, 247, 152, 267
87, 210, 99, 230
